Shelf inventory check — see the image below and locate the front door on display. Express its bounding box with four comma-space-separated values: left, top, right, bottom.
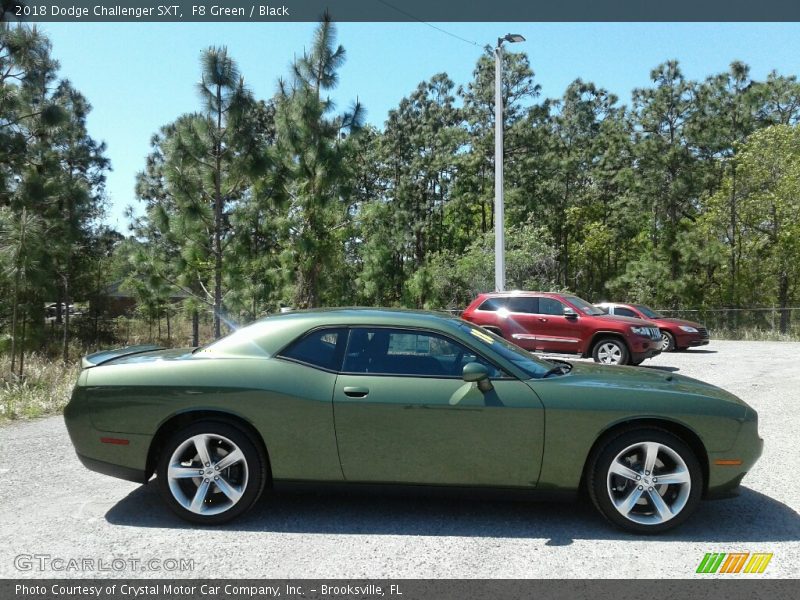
532, 297, 584, 353
332, 327, 545, 487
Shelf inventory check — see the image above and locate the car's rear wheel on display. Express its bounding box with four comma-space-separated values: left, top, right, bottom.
157, 421, 266, 524
588, 428, 702, 533
660, 330, 676, 352
592, 338, 629, 365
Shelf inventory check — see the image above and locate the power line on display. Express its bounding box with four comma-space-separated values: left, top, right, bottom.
375, 0, 482, 48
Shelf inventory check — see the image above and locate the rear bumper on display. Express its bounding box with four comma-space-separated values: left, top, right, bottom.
76, 453, 149, 484
65, 388, 153, 483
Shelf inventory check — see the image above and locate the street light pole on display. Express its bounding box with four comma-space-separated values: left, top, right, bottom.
494, 33, 525, 293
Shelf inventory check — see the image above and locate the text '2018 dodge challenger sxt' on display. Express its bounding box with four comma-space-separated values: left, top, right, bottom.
64, 308, 762, 533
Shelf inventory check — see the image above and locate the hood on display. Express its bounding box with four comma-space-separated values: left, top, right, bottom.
655, 317, 704, 329
551, 361, 748, 408
594, 314, 658, 327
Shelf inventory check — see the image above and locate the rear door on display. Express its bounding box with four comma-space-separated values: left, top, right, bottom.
332, 327, 545, 487
500, 296, 540, 350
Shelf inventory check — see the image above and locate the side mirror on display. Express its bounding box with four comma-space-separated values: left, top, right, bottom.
563, 307, 578, 319
462, 362, 493, 392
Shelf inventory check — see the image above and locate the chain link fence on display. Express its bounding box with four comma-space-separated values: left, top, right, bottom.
654, 307, 800, 340
441, 306, 800, 341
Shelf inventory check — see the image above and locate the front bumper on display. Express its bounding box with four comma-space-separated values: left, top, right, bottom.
706, 417, 763, 499
630, 339, 662, 363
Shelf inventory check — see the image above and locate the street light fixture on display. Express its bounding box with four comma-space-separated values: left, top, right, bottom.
494, 33, 525, 292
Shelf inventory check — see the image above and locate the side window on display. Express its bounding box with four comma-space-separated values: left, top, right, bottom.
538, 297, 566, 315
506, 297, 539, 313
478, 297, 506, 311
279, 328, 346, 371
615, 307, 638, 318
343, 328, 505, 378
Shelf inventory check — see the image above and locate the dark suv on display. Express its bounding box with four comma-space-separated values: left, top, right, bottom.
461, 292, 662, 366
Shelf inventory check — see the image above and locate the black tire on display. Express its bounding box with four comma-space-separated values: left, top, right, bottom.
591, 337, 630, 365
157, 420, 267, 525
587, 428, 703, 534
661, 330, 676, 352
630, 359, 644, 366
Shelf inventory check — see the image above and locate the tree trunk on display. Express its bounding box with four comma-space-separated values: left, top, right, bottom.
192, 310, 199, 347
62, 272, 70, 364
778, 269, 790, 335
9, 208, 26, 376
213, 83, 224, 339
18, 315, 27, 379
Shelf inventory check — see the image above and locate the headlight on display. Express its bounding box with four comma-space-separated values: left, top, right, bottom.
630, 326, 649, 336
679, 326, 698, 333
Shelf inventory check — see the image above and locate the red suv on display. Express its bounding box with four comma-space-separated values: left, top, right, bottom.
595, 302, 710, 352
462, 292, 662, 366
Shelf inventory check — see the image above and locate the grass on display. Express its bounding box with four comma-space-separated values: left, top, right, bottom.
711, 328, 800, 342
0, 353, 81, 423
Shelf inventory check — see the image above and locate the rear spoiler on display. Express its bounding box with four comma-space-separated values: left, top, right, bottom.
81, 344, 165, 369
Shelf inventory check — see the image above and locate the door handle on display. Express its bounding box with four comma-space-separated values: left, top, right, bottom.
538, 318, 549, 322
343, 386, 369, 398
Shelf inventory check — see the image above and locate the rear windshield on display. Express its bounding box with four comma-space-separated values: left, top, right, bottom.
635, 305, 663, 319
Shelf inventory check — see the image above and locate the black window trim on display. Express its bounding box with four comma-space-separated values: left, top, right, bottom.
275, 325, 349, 374
339, 325, 516, 380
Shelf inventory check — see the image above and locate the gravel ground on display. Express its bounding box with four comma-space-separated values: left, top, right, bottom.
1, 340, 798, 579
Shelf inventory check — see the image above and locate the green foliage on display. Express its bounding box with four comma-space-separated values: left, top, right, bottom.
5, 19, 800, 368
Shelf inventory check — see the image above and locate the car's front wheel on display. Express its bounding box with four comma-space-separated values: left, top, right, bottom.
588, 428, 702, 533
660, 330, 676, 352
592, 338, 629, 365
157, 421, 267, 524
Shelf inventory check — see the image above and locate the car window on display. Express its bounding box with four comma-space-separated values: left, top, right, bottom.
343, 328, 505, 378
478, 297, 506, 311
563, 295, 606, 316
615, 307, 639, 318
506, 297, 539, 314
635, 304, 663, 319
279, 328, 346, 371
538, 297, 565, 315
455, 321, 551, 379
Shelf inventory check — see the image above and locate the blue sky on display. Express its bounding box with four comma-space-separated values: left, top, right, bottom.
40, 22, 800, 231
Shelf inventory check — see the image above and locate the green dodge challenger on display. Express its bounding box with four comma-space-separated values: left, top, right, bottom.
64, 308, 762, 533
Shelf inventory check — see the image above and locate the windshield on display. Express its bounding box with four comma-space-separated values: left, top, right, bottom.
564, 295, 605, 316
455, 321, 551, 379
635, 304, 663, 319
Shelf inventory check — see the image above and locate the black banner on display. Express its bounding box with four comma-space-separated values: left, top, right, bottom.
3, 579, 799, 600
4, 0, 800, 23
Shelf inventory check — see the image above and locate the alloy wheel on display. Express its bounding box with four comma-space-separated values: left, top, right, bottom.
606, 440, 691, 525
597, 342, 623, 364
166, 433, 249, 516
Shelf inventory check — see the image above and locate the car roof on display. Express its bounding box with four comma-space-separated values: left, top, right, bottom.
479, 291, 566, 298
200, 308, 466, 358
257, 307, 461, 326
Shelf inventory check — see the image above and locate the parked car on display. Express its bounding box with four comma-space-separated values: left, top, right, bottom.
595, 302, 710, 352
461, 292, 662, 366
64, 308, 761, 533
